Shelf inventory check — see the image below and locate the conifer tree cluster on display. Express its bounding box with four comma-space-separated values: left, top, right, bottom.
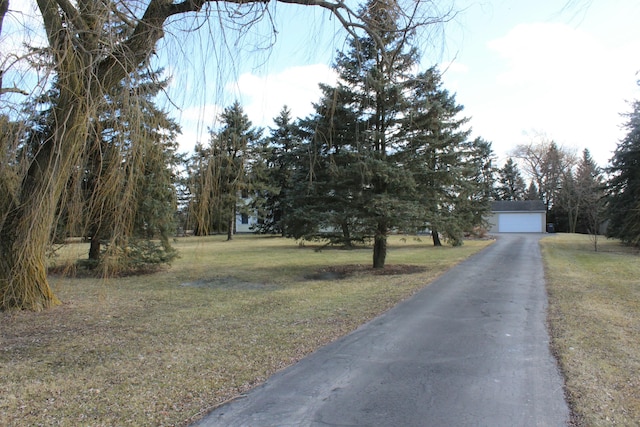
200, 0, 496, 267
281, 0, 494, 261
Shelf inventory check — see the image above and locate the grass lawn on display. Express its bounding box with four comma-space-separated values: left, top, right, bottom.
541, 233, 640, 426
0, 234, 492, 426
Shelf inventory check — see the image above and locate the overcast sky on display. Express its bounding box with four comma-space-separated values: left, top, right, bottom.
163, 0, 640, 167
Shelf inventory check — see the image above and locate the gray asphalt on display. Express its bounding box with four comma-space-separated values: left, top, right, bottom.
194, 233, 570, 427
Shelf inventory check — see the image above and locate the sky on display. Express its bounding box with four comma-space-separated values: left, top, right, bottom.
4, 0, 640, 167
160, 0, 640, 167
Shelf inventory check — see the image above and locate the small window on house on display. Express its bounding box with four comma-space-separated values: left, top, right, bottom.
241, 213, 249, 224
241, 189, 249, 199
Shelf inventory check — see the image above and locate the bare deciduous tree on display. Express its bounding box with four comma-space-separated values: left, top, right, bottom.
511, 134, 576, 212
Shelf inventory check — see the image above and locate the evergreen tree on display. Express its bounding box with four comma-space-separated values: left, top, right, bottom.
284, 83, 372, 246
607, 99, 640, 246
218, 102, 263, 240
18, 69, 180, 274
495, 158, 526, 201
456, 137, 495, 238
399, 67, 482, 246
525, 181, 540, 201
552, 170, 577, 233
251, 106, 300, 235
89, 69, 180, 272
189, 101, 262, 240
335, 0, 420, 267
575, 149, 604, 246
287, 0, 420, 265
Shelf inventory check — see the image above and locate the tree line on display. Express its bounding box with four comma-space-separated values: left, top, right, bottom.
0, 0, 456, 310
183, 6, 495, 266
1, 0, 639, 311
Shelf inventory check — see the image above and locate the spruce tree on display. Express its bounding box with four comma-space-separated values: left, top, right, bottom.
575, 149, 604, 245
525, 181, 541, 201
606, 99, 640, 246
91, 69, 180, 273
329, 0, 419, 266
399, 67, 479, 246
284, 83, 370, 246
554, 170, 578, 233
251, 106, 300, 235
188, 101, 262, 240
496, 158, 526, 201
457, 137, 495, 237
19, 69, 180, 274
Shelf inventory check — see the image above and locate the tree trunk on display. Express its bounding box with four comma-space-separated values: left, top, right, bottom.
431, 228, 442, 247
0, 99, 88, 309
341, 222, 352, 248
89, 235, 101, 261
0, 207, 61, 310
373, 221, 387, 268
227, 205, 235, 241
0, 45, 93, 310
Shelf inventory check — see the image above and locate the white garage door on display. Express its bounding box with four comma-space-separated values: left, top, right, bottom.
498, 213, 543, 233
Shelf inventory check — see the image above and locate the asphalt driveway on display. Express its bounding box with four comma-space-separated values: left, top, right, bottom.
194, 233, 569, 426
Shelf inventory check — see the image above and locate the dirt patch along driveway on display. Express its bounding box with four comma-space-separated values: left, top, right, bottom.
194, 233, 569, 427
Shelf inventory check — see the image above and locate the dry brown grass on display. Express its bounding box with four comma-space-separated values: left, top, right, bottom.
1, 234, 492, 426
541, 233, 640, 426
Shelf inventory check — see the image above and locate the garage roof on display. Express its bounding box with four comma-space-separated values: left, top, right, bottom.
491, 200, 546, 212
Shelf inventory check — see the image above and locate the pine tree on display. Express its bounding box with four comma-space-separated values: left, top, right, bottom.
188, 102, 262, 240
606, 99, 640, 246
399, 67, 479, 246
251, 106, 300, 235
333, 0, 419, 266
525, 181, 540, 201
285, 0, 421, 265
91, 69, 180, 273
284, 83, 371, 246
17, 69, 180, 274
575, 149, 604, 247
552, 170, 576, 233
456, 137, 495, 238
495, 158, 526, 201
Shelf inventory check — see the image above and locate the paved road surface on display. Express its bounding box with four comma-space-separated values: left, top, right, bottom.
195, 233, 569, 426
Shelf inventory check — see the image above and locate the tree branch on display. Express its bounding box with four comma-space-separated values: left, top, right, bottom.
55, 0, 87, 33
0, 86, 29, 96
97, 0, 357, 92
0, 0, 8, 35
36, 0, 65, 50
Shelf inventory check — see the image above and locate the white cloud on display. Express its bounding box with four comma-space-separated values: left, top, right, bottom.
172, 64, 337, 153
440, 61, 469, 75
478, 22, 640, 165
488, 23, 598, 86
174, 103, 222, 153
231, 63, 338, 129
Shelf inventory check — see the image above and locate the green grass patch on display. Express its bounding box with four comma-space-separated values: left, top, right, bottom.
541, 233, 640, 426
1, 234, 492, 426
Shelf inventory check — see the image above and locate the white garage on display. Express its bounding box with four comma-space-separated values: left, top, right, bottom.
487, 201, 547, 233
